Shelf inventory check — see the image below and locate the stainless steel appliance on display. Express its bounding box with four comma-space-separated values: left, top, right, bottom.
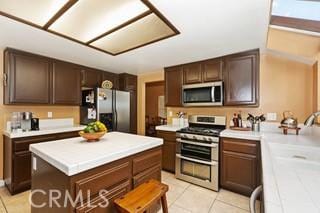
175, 115, 226, 191
182, 82, 223, 106
80, 88, 130, 133
21, 112, 33, 132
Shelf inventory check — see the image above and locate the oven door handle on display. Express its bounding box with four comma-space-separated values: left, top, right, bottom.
176, 138, 218, 148
176, 154, 218, 166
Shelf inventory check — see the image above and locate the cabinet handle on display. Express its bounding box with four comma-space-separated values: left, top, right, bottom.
3, 73, 7, 87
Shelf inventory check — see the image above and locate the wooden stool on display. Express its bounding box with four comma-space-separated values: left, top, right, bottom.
114, 179, 169, 213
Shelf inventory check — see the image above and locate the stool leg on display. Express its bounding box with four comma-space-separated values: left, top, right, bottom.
161, 194, 168, 213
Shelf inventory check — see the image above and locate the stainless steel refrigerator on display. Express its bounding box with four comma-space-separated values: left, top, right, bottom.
80, 88, 130, 133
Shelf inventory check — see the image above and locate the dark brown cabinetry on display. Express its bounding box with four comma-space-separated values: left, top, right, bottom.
164, 66, 183, 107
52, 61, 81, 105
4, 49, 51, 104
220, 137, 260, 196
224, 50, 259, 106
183, 63, 202, 84
80, 69, 102, 88
4, 131, 79, 195
119, 73, 137, 134
202, 59, 223, 82
156, 130, 176, 173
164, 49, 259, 107
31, 147, 162, 213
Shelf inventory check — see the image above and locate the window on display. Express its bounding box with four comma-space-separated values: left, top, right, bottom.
270, 0, 320, 33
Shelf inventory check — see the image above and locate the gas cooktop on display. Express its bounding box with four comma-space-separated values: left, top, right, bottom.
177, 127, 224, 136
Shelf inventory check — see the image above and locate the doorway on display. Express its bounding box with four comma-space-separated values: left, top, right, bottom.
145, 81, 167, 136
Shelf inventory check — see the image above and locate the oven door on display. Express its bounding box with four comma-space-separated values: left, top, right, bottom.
177, 139, 219, 161
175, 154, 219, 191
182, 82, 222, 106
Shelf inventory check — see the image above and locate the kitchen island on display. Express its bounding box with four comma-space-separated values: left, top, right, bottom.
29, 132, 163, 213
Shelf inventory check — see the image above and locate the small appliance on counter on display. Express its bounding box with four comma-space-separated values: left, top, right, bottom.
21, 112, 33, 132
279, 111, 300, 135
31, 118, 39, 131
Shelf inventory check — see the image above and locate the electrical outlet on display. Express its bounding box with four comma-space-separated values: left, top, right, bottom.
169, 111, 173, 117
266, 113, 277, 121
48, 112, 53, 118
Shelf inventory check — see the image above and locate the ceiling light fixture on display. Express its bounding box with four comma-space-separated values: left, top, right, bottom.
0, 0, 180, 55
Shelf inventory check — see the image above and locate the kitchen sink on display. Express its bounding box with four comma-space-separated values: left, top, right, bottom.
268, 143, 320, 166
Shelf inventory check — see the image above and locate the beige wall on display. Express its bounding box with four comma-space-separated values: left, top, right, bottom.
0, 49, 80, 179
137, 54, 315, 135
137, 71, 164, 135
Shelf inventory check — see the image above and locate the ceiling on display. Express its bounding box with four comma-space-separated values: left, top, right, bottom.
0, 0, 272, 74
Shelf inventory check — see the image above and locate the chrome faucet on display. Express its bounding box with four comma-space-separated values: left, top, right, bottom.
304, 111, 320, 126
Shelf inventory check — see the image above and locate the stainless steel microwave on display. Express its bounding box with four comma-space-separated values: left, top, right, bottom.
182, 82, 223, 106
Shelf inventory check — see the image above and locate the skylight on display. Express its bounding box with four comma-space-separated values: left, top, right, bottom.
271, 0, 320, 32
0, 0, 179, 55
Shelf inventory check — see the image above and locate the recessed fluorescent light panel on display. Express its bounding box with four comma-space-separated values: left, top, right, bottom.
0, 0, 68, 26
0, 0, 179, 55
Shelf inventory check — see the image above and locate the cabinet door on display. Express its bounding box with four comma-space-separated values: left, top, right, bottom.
102, 72, 119, 89
52, 61, 81, 105
81, 69, 102, 88
224, 50, 259, 106
202, 59, 223, 82
183, 63, 202, 84
13, 151, 31, 193
119, 73, 137, 91
162, 141, 176, 173
221, 151, 257, 196
4, 51, 51, 104
165, 66, 183, 107
76, 180, 131, 213
133, 164, 161, 188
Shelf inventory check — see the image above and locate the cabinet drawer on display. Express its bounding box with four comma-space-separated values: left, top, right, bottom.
222, 138, 258, 155
157, 131, 176, 142
133, 164, 161, 188
133, 148, 162, 175
56, 131, 79, 140
13, 135, 57, 152
76, 180, 130, 213
75, 161, 130, 201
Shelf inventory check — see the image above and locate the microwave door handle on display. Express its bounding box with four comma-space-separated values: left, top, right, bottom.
211, 86, 215, 102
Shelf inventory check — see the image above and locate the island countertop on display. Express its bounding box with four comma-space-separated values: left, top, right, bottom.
29, 132, 163, 176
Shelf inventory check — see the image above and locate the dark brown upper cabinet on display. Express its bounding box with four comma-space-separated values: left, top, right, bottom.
52, 61, 81, 105
80, 69, 102, 88
165, 66, 183, 107
224, 49, 259, 106
202, 59, 223, 82
102, 72, 119, 90
3, 49, 51, 104
183, 63, 202, 84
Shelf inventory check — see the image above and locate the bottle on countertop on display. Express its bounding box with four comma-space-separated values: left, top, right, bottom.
237, 112, 243, 128
232, 113, 239, 127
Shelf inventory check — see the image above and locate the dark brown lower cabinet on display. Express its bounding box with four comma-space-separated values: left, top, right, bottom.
220, 137, 260, 196
31, 147, 162, 213
3, 131, 79, 195
156, 130, 176, 173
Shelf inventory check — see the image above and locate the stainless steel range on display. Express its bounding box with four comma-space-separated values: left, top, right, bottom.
175, 115, 226, 191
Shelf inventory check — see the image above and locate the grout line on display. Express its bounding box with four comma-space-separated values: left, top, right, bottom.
215, 199, 250, 212
207, 195, 217, 213
0, 195, 8, 213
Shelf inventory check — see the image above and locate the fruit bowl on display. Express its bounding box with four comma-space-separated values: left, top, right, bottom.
79, 121, 108, 142
79, 131, 106, 142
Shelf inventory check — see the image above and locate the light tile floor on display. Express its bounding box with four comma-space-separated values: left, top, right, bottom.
0, 171, 258, 213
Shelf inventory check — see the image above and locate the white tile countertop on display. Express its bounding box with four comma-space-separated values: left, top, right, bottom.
155, 124, 183, 132
220, 123, 320, 213
3, 126, 85, 138
30, 132, 163, 176
3, 118, 85, 138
